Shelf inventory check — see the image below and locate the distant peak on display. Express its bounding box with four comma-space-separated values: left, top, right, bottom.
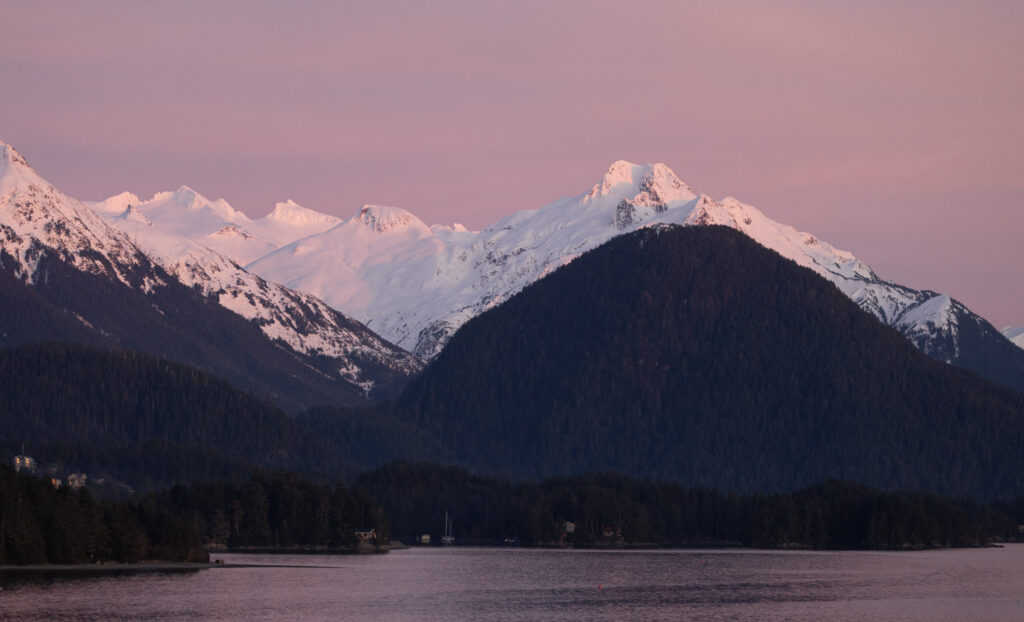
158, 185, 245, 223
353, 204, 428, 234
607, 159, 640, 180
109, 190, 140, 204
266, 199, 340, 227
584, 160, 695, 206
172, 185, 202, 207
588, 161, 640, 198
273, 199, 304, 213
0, 140, 33, 180
431, 222, 471, 234
88, 191, 141, 215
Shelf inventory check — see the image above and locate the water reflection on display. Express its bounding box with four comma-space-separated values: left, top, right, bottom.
3, 546, 1023, 621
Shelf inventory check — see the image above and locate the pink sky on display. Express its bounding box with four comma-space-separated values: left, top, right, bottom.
2, 0, 1021, 327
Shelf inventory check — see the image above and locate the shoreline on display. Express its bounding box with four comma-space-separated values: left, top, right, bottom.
0, 561, 213, 574
2, 542, 1006, 573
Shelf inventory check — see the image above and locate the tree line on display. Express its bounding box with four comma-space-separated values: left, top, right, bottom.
357, 462, 1024, 549
0, 464, 206, 565
150, 470, 389, 549
6, 459, 1023, 566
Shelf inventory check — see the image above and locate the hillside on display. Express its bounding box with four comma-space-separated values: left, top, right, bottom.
0, 343, 360, 491
397, 226, 1024, 499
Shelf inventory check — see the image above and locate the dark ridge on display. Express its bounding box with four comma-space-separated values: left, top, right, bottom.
397, 225, 1024, 499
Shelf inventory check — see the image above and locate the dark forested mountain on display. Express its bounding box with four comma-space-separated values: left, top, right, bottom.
397, 226, 1024, 499
925, 303, 1024, 397
296, 406, 449, 471
0, 343, 361, 490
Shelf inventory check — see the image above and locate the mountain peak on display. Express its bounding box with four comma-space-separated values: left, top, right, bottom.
584, 160, 696, 206
354, 204, 428, 234
88, 191, 141, 216
171, 185, 203, 207
109, 190, 140, 204
156, 185, 246, 224
266, 199, 340, 228
0, 140, 36, 187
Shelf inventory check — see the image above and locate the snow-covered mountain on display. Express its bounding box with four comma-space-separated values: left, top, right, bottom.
90, 190, 340, 265
243, 161, 1007, 369
0, 140, 164, 293
0, 139, 420, 407
75, 152, 1024, 392
101, 209, 421, 395
1003, 326, 1024, 350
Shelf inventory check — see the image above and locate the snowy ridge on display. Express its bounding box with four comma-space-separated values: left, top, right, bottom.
89, 189, 341, 265
247, 160, 983, 360
0, 140, 164, 292
50, 143, 1009, 370
266, 199, 342, 230
107, 216, 420, 393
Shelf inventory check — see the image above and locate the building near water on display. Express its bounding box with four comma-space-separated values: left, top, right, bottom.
13, 455, 37, 472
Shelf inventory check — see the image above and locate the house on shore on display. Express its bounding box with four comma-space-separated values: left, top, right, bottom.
13, 454, 37, 472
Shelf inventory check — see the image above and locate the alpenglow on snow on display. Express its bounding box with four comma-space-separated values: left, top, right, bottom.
12, 135, 1018, 387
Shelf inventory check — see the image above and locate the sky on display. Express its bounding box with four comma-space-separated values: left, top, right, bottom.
1, 0, 1021, 327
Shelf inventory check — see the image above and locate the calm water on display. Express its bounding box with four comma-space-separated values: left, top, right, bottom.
3, 545, 1024, 621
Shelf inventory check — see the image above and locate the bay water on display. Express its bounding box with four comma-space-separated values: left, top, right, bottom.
3, 545, 1023, 621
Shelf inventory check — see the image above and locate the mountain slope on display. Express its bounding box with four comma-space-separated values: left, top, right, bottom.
0, 343, 357, 490
0, 139, 418, 409
0, 142, 164, 293
396, 226, 1024, 499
